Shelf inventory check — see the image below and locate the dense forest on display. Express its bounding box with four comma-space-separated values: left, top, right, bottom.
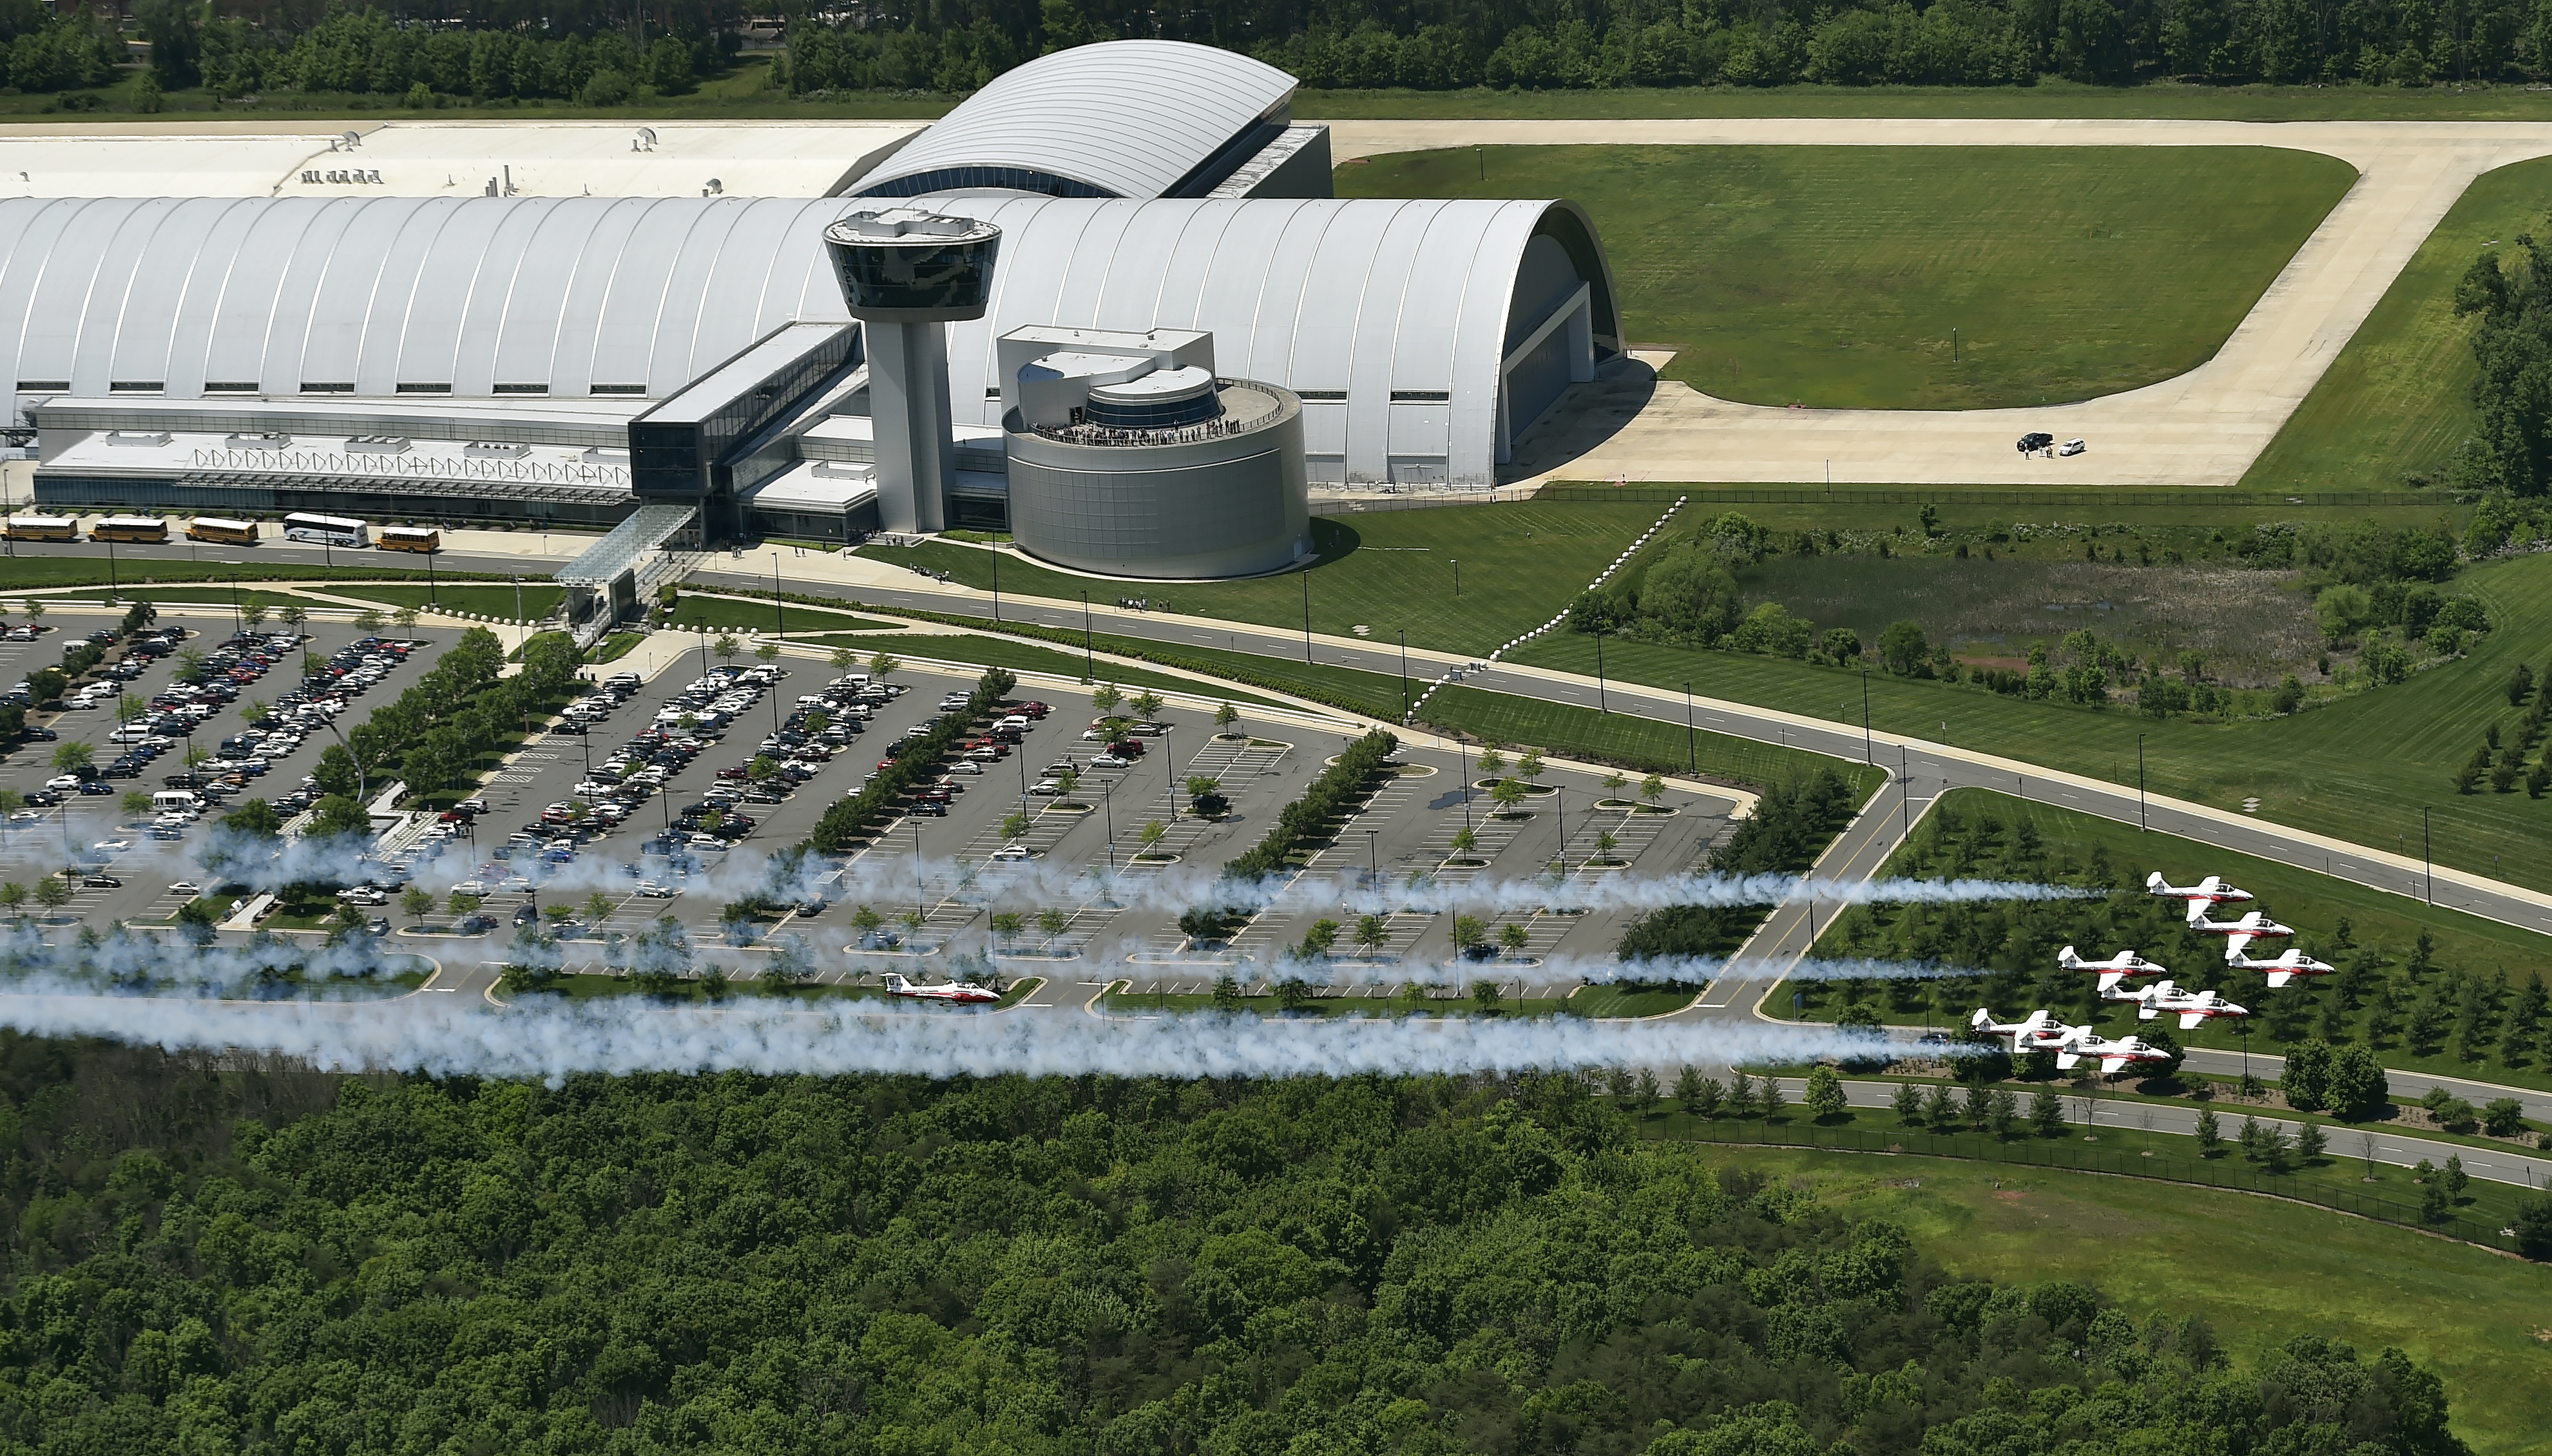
0, 1040, 2477, 1454
13, 0, 2552, 100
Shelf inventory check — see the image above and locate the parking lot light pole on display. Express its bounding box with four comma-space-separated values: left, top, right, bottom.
2423, 806, 2432, 905
1860, 670, 1873, 763
1593, 628, 1607, 713
1398, 629, 1408, 722
1300, 570, 1311, 664
2136, 734, 2146, 831
1684, 680, 1695, 774
104, 535, 119, 604
771, 562, 785, 641
1080, 591, 1093, 682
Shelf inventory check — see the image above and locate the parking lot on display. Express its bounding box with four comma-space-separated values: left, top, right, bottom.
0, 600, 1750, 1002
0, 601, 454, 932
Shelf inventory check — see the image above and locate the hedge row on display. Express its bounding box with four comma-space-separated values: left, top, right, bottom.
807, 667, 1015, 856
1222, 728, 1397, 883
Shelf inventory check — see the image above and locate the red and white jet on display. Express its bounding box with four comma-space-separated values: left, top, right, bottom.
1971, 1008, 2080, 1053
882, 971, 1000, 1004
2058, 944, 2166, 992
2186, 905, 2296, 960
2146, 871, 2254, 906
2055, 1029, 2174, 1075
2102, 979, 2249, 1028
2225, 946, 2337, 988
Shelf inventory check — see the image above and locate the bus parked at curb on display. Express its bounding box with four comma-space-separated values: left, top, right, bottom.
282, 513, 368, 548
92, 516, 169, 544
186, 517, 259, 546
378, 525, 440, 553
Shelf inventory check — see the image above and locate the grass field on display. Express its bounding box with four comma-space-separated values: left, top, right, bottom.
1636, 1139, 2552, 1452
856, 499, 1658, 655
341, 582, 566, 620
1781, 787, 2552, 1091
666, 593, 898, 635
1303, 79, 2552, 122
1515, 549, 2552, 889
1336, 145, 2354, 410
819, 633, 1302, 712
1419, 683, 1883, 796
2243, 156, 2552, 493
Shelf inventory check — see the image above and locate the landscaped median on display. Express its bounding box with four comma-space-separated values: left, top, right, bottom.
807, 667, 1015, 855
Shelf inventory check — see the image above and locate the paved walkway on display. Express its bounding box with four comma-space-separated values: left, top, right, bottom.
1329, 119, 2552, 486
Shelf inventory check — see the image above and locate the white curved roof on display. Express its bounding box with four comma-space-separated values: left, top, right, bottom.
917, 194, 1620, 486
853, 41, 1295, 201
3, 192, 1618, 489
0, 195, 851, 401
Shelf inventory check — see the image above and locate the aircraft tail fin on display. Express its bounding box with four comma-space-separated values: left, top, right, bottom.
2058, 945, 2081, 967
2145, 870, 2165, 890
1970, 1008, 1992, 1030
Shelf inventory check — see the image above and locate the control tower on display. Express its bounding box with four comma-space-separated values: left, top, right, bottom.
821, 208, 1002, 534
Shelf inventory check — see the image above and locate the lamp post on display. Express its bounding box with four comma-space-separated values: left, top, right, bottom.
1859, 669, 1872, 764
991, 552, 1000, 622
1080, 590, 1093, 682
104, 535, 119, 605
1457, 738, 1472, 830
1300, 569, 1311, 664
771, 561, 786, 640
1450, 559, 1459, 597
1684, 680, 1694, 774
2422, 806, 2432, 905
2136, 733, 2147, 831
1365, 828, 1377, 890
1593, 627, 1607, 713
1397, 629, 1408, 722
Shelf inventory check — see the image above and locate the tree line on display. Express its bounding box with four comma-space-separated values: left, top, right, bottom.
0, 1040, 2482, 1453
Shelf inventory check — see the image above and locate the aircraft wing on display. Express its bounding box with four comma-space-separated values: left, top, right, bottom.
2138, 1006, 2161, 1020
2178, 1011, 2207, 1029
2098, 971, 2126, 993
2223, 932, 2258, 960
2100, 1055, 2133, 1074
2054, 1050, 2082, 1070
2265, 970, 2294, 988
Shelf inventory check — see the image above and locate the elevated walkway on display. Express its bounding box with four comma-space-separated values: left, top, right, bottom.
558, 503, 698, 647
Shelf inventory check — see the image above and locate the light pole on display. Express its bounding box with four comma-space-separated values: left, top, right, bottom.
1450, 559, 1459, 597
1457, 738, 1472, 830
1684, 680, 1694, 773
772, 561, 786, 640
990, 552, 1000, 622
2422, 806, 2432, 905
2136, 733, 2146, 831
1553, 784, 1566, 876
1397, 629, 1408, 722
1080, 590, 1093, 682
104, 535, 119, 604
1593, 627, 1606, 713
1365, 827, 1377, 890
1859, 669, 1872, 764
1300, 569, 1311, 664
1102, 780, 1116, 873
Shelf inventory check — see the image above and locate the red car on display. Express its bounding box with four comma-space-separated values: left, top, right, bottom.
1016, 701, 1050, 718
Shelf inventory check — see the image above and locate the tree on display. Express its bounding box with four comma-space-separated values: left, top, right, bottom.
2326, 1044, 2390, 1119
1128, 690, 1164, 720
1757, 1076, 1785, 1122
1036, 908, 1068, 946
1601, 770, 1627, 798
2194, 1105, 2223, 1155
1138, 819, 1167, 856
1490, 778, 1526, 814
1091, 682, 1122, 716
220, 800, 285, 841
2443, 1154, 2470, 1202
1211, 975, 1242, 1009
33, 877, 73, 914
867, 651, 899, 681
1000, 810, 1032, 843
755, 642, 782, 671
2515, 1195, 2552, 1260
1728, 1070, 1754, 1113
1879, 619, 1929, 675
1476, 747, 1506, 778
1185, 776, 1226, 817
1449, 826, 1477, 857
2484, 1097, 2527, 1137
1674, 1067, 1711, 1115
2029, 1084, 2066, 1137
1803, 1066, 1848, 1122
2282, 1039, 2333, 1111
1214, 702, 1239, 734
448, 892, 483, 918
119, 790, 153, 823
1518, 748, 1545, 783
1640, 773, 1665, 807
1469, 979, 1503, 1013
2294, 1119, 2327, 1164
830, 645, 858, 672
400, 886, 435, 925
308, 794, 370, 841
242, 602, 269, 631
1925, 1083, 1957, 1129
1354, 914, 1388, 956
278, 604, 309, 634
850, 905, 884, 944
0, 883, 26, 921
394, 604, 420, 632
1450, 914, 1487, 956
1891, 1080, 1923, 1124
1299, 917, 1339, 957
1499, 922, 1529, 958
50, 740, 94, 774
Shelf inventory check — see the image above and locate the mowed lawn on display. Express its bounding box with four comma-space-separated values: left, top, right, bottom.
857, 499, 1659, 656
1513, 550, 2552, 890
1657, 1145, 2552, 1454
1336, 144, 2354, 410
2244, 155, 2552, 492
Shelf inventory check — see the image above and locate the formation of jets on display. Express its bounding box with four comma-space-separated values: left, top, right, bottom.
1957, 870, 2334, 1075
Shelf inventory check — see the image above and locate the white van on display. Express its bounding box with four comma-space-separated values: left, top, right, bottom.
151, 789, 200, 814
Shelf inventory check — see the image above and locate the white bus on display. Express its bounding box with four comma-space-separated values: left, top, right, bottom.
282, 512, 369, 548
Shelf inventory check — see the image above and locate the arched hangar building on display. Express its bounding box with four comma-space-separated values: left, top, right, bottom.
0, 41, 1622, 582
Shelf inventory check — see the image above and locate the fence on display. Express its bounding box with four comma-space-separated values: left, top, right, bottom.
1664, 1119, 2526, 1256
1535, 486, 2446, 509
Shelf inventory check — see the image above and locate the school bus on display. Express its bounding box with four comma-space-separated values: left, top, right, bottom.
186, 517, 260, 546
91, 515, 169, 544
377, 525, 441, 553
3, 515, 79, 542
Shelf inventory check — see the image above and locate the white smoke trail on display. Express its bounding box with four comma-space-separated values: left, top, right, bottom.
1117, 953, 1987, 989
0, 984, 1901, 1081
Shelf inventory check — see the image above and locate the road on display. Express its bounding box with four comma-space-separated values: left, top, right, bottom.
683, 562, 2552, 947
1770, 1075, 2551, 1192
1326, 117, 2552, 489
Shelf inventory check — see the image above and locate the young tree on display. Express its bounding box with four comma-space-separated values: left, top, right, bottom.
2029, 1084, 2066, 1138
119, 790, 152, 823
1640, 772, 1666, 807
989, 910, 1024, 947
1184, 776, 1226, 817
1891, 1080, 1923, 1124
850, 905, 883, 944
1000, 810, 1032, 844
354, 608, 385, 635
1757, 1076, 1785, 1122
584, 890, 615, 924
32, 877, 72, 914
1354, 914, 1388, 957
1091, 682, 1122, 716
1450, 914, 1487, 956
0, 883, 28, 921
447, 891, 482, 918
1803, 1066, 1848, 1122
714, 633, 742, 665
1518, 748, 1546, 783
1300, 917, 1339, 958
1728, 1069, 1754, 1115
1470, 979, 1503, 1013
863, 651, 897, 682
393, 604, 420, 632
1499, 921, 1529, 959
1962, 1082, 1992, 1131
1211, 975, 1242, 1008
278, 604, 309, 635
400, 886, 435, 925
1138, 819, 1167, 857
1035, 907, 1068, 947
1601, 770, 1627, 798
1490, 778, 1527, 815
241, 602, 270, 631
50, 740, 95, 774
1632, 1068, 1661, 1115
755, 642, 782, 673
1924, 1082, 1956, 1129
830, 645, 858, 673
1449, 826, 1477, 857
1214, 702, 1240, 735
2294, 1118, 2327, 1164
2443, 1153, 2470, 1202
1475, 746, 1505, 779
1127, 690, 1164, 720
2194, 1104, 2223, 1156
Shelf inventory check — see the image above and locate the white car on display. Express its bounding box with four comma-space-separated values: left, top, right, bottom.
573, 780, 617, 796
44, 774, 86, 791
451, 880, 490, 896
945, 760, 984, 776
167, 882, 201, 896
2058, 438, 2088, 456
1027, 779, 1065, 796
1089, 753, 1133, 769
90, 839, 133, 854
989, 844, 1031, 861
634, 882, 676, 898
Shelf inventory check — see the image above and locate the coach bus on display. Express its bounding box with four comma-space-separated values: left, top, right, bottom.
3, 515, 79, 542
282, 512, 369, 548
91, 516, 169, 544
377, 525, 441, 554
186, 517, 260, 546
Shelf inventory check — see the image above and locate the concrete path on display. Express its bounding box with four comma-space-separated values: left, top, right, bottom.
1329, 119, 2552, 486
